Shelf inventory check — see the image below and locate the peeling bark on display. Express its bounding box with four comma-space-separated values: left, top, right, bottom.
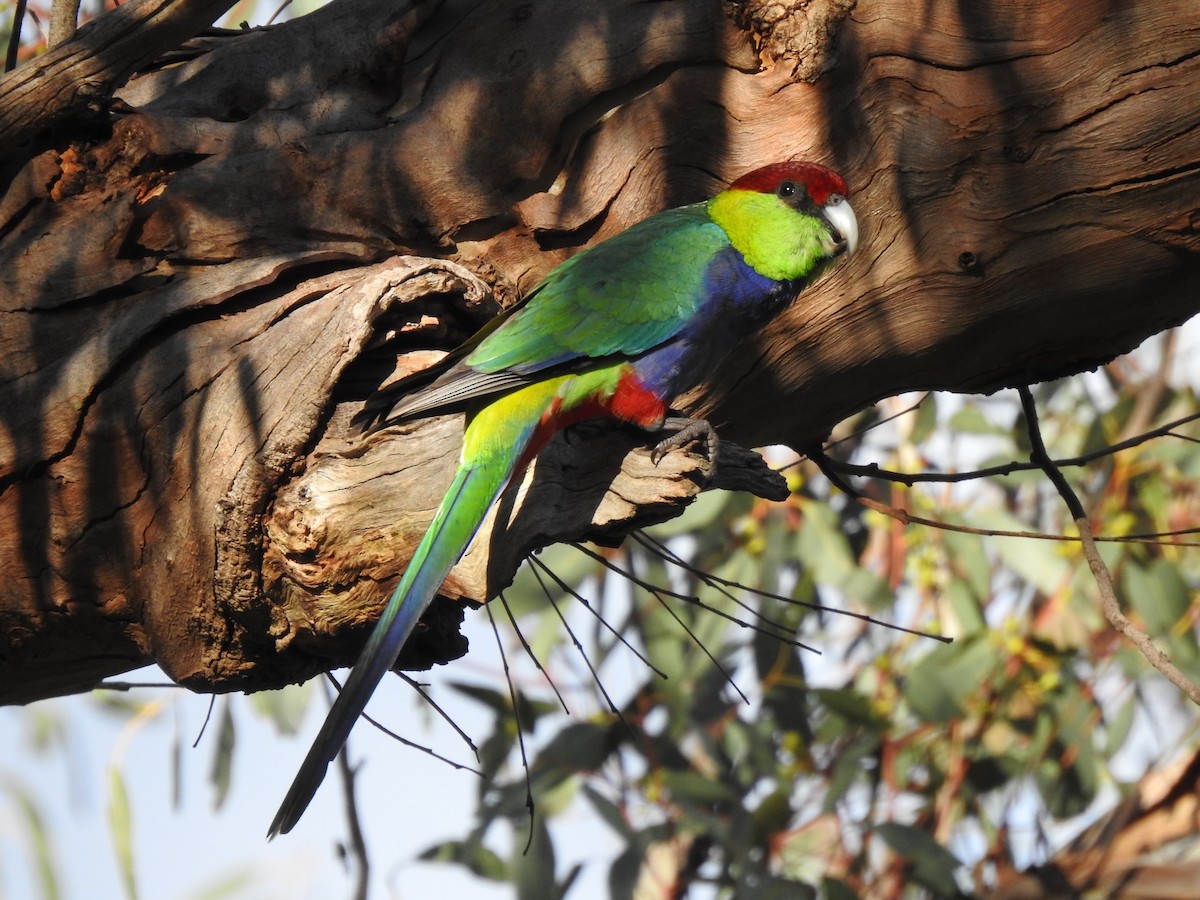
1, 0, 1197, 704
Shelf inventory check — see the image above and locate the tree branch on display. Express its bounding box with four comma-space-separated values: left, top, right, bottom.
1, 0, 1198, 702
821, 408, 1200, 487
329, 678, 370, 900
48, 0, 82, 49
4, 0, 29, 73
1017, 386, 1200, 707
809, 447, 1200, 549
0, 0, 238, 149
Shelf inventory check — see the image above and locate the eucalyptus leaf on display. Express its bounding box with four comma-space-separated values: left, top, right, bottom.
107, 767, 138, 900
875, 823, 963, 897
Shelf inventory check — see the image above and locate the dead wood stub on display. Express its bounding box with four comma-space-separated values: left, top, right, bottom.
1, 0, 1198, 703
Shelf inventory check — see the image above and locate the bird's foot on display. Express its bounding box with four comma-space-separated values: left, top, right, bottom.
651, 417, 719, 473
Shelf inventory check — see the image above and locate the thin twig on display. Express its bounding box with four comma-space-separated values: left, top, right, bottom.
96, 680, 183, 691
265, 0, 293, 25
632, 532, 819, 639
1017, 386, 1200, 707
497, 591, 570, 714
530, 560, 637, 739
327, 671, 482, 773
776, 394, 931, 473
6, 0, 30, 72
810, 449, 1200, 548
531, 554, 666, 678
573, 543, 821, 654
485, 596, 536, 854
827, 394, 931, 450
819, 409, 1200, 487
624, 546, 750, 705
394, 672, 481, 764
634, 531, 949, 643
326, 678, 370, 900
193, 694, 217, 748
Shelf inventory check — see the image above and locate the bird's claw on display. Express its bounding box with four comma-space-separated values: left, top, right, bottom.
651, 417, 719, 472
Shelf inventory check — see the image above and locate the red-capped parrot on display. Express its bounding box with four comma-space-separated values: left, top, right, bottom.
269, 161, 858, 836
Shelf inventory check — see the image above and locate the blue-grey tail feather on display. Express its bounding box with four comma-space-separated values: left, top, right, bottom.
267, 463, 499, 837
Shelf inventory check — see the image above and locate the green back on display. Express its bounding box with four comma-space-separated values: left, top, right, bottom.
465, 205, 729, 375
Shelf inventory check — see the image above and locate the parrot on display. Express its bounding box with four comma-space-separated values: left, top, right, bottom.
268, 160, 858, 837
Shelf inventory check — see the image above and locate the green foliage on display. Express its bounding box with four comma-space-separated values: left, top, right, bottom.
249, 681, 313, 736
0, 775, 60, 900
4, 339, 1197, 899
875, 823, 963, 897
420, 353, 1200, 897
209, 699, 237, 810
107, 766, 138, 900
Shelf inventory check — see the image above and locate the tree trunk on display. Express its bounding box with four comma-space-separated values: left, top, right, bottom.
1, 0, 1197, 704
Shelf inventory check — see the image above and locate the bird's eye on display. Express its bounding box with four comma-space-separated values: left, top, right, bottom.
777, 181, 797, 199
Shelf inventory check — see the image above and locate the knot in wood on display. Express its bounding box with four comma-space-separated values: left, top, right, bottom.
957, 251, 985, 277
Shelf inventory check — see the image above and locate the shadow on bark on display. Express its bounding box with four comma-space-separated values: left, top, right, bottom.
0, 0, 1197, 703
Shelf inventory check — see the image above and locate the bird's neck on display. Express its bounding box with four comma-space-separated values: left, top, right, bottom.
707, 189, 830, 282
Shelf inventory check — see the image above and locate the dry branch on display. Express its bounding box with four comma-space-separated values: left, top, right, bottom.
0, 0, 240, 146
1, 0, 1198, 703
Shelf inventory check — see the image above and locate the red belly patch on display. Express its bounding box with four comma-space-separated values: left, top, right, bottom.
514, 370, 667, 475
608, 369, 667, 428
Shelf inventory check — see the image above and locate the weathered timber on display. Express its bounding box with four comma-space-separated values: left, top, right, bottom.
1, 0, 1197, 703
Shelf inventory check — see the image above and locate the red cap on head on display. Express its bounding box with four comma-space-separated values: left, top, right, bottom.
729, 161, 848, 206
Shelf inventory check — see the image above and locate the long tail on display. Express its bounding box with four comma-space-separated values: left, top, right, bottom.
267, 451, 515, 837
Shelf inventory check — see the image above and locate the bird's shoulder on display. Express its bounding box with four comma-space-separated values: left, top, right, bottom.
372, 205, 731, 424
466, 206, 730, 372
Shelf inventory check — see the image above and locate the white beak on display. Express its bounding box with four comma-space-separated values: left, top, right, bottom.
823, 197, 859, 256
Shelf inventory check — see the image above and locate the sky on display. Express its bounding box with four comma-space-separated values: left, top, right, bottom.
0, 611, 631, 900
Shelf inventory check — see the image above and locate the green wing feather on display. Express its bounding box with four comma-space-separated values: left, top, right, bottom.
382, 205, 729, 422
466, 205, 729, 373
269, 381, 562, 837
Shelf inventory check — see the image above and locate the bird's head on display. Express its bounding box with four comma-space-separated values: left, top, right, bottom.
709, 161, 858, 282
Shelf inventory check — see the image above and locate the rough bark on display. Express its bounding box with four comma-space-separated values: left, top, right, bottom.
0, 0, 240, 144
1, 0, 1197, 704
